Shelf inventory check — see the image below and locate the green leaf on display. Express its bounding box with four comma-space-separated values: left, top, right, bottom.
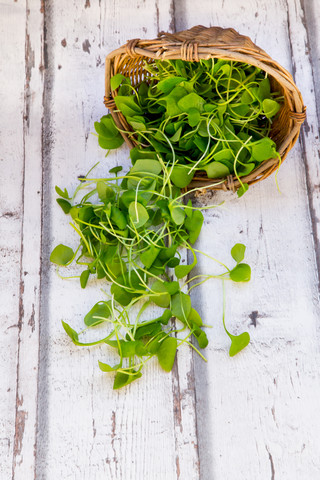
55, 186, 70, 199
167, 257, 180, 267
109, 166, 123, 175
98, 134, 124, 150
110, 73, 126, 90
130, 159, 162, 176
62, 320, 79, 343
139, 245, 160, 269
177, 92, 205, 113
56, 198, 72, 214
150, 280, 171, 308
157, 76, 185, 94
134, 322, 162, 340
163, 281, 180, 295
175, 249, 197, 279
238, 163, 255, 177
170, 126, 182, 143
188, 108, 201, 127
194, 135, 208, 152
110, 270, 143, 305
157, 337, 177, 372
113, 370, 142, 389
193, 328, 208, 349
159, 85, 188, 116
230, 263, 251, 282
169, 204, 185, 225
127, 116, 147, 131
229, 332, 250, 357
258, 78, 270, 101
213, 150, 234, 164
130, 147, 158, 164
114, 95, 142, 117
237, 183, 249, 198
50, 244, 74, 265
111, 206, 127, 230
171, 292, 192, 322
98, 361, 122, 372
111, 283, 135, 306
107, 257, 127, 279
62, 321, 110, 347
158, 244, 178, 262
97, 181, 116, 203
185, 199, 193, 218
170, 165, 194, 188
184, 210, 204, 244
80, 269, 90, 289
120, 190, 152, 208
106, 339, 145, 357
96, 114, 124, 150
262, 98, 281, 119
250, 137, 277, 162
241, 88, 256, 105
187, 307, 203, 327
128, 201, 149, 228
231, 243, 246, 263
158, 309, 172, 325
204, 161, 230, 179
84, 301, 112, 327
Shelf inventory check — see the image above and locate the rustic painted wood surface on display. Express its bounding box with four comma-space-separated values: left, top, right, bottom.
1, 0, 320, 479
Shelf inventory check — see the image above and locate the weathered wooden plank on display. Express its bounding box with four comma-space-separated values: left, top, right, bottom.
3, 1, 319, 478
173, 1, 320, 479
303, 0, 320, 121
36, 1, 199, 478
0, 3, 25, 478
287, 0, 320, 288
0, 1, 41, 478
8, 1, 45, 479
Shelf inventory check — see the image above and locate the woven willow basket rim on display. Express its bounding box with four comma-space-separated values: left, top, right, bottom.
104, 25, 306, 192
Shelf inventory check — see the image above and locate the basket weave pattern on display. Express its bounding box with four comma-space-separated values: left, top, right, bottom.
104, 26, 306, 192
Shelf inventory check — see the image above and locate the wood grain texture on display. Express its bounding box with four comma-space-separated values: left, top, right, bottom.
11, 2, 44, 478
0, 1, 44, 478
1, 0, 320, 479
0, 3, 26, 478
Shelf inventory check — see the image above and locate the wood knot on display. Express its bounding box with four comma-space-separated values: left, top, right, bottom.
289, 106, 306, 125
180, 41, 199, 62
125, 38, 140, 58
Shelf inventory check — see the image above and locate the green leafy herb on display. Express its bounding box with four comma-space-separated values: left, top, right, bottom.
50, 244, 74, 266
96, 58, 282, 192
52, 58, 267, 388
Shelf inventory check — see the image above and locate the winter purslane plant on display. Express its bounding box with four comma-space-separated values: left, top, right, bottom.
52, 161, 251, 389
51, 58, 282, 389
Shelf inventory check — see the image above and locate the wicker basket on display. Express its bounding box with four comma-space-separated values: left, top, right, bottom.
104, 25, 306, 192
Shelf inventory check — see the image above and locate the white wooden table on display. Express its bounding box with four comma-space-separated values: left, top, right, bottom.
1, 1, 320, 479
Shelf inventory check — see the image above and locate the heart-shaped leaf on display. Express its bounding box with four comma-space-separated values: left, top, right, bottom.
262, 98, 281, 119
128, 201, 149, 228
231, 243, 246, 263
50, 244, 74, 266
230, 263, 251, 282
157, 336, 177, 372
229, 332, 250, 357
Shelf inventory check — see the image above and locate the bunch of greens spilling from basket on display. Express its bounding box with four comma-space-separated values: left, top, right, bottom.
96, 58, 282, 195
51, 159, 251, 389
